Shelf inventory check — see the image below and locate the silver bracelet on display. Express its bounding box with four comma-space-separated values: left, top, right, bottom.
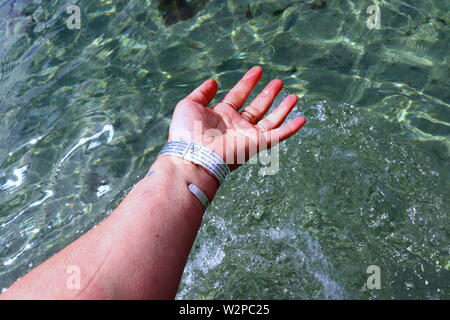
188, 183, 209, 211
145, 170, 209, 212
146, 170, 157, 177
158, 140, 230, 185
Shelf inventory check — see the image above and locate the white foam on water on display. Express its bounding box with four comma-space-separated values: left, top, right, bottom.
263, 227, 345, 299
303, 232, 346, 299
177, 213, 345, 299
177, 238, 225, 299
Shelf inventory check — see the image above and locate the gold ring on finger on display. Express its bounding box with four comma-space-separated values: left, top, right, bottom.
256, 123, 267, 132
240, 110, 258, 124
222, 99, 239, 110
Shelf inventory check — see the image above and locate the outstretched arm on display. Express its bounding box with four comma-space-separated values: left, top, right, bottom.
0, 66, 306, 299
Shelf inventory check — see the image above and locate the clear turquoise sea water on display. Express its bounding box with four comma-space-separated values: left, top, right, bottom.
0, 0, 449, 299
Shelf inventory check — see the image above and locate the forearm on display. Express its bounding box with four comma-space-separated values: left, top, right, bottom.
1, 67, 305, 300
1, 155, 218, 300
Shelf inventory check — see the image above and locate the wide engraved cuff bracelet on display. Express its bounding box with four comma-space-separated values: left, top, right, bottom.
158, 140, 230, 185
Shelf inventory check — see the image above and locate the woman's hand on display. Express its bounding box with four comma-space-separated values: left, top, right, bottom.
168, 66, 306, 170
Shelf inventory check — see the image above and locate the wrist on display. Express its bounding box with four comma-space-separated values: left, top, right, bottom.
159, 140, 230, 185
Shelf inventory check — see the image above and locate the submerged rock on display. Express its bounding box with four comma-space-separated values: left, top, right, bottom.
158, 0, 207, 25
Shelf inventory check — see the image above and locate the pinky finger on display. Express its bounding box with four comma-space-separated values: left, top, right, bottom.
263, 117, 307, 147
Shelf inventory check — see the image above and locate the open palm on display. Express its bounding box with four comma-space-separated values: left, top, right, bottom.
169, 66, 306, 170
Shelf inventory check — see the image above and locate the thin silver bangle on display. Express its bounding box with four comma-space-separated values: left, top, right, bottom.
145, 170, 209, 212
146, 170, 157, 177
188, 183, 209, 212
